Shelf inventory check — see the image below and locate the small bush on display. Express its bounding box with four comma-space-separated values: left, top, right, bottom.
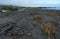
33, 16, 42, 21
41, 23, 56, 37
31, 10, 38, 15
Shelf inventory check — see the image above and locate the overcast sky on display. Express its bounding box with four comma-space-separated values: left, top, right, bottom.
0, 0, 60, 7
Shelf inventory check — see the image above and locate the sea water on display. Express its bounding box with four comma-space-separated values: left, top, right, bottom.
42, 7, 60, 10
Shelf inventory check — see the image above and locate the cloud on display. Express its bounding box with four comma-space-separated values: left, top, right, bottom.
0, 0, 60, 7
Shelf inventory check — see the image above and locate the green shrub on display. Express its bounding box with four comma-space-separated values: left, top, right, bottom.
2, 6, 13, 10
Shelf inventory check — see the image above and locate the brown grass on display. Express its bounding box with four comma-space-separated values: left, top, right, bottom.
33, 16, 42, 21
31, 10, 38, 15
41, 23, 56, 37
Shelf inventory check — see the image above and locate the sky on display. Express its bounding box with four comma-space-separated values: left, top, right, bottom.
0, 0, 60, 7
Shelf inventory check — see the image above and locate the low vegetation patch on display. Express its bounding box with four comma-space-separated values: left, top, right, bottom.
33, 16, 42, 21
31, 10, 38, 15
41, 23, 56, 39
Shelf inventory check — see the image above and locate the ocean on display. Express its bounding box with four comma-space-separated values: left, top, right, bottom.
42, 7, 60, 10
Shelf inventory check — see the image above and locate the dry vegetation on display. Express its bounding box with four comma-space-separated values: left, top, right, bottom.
33, 16, 42, 21
41, 23, 56, 39
31, 10, 38, 15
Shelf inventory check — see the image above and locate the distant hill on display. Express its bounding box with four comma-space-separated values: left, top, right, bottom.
0, 5, 26, 10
